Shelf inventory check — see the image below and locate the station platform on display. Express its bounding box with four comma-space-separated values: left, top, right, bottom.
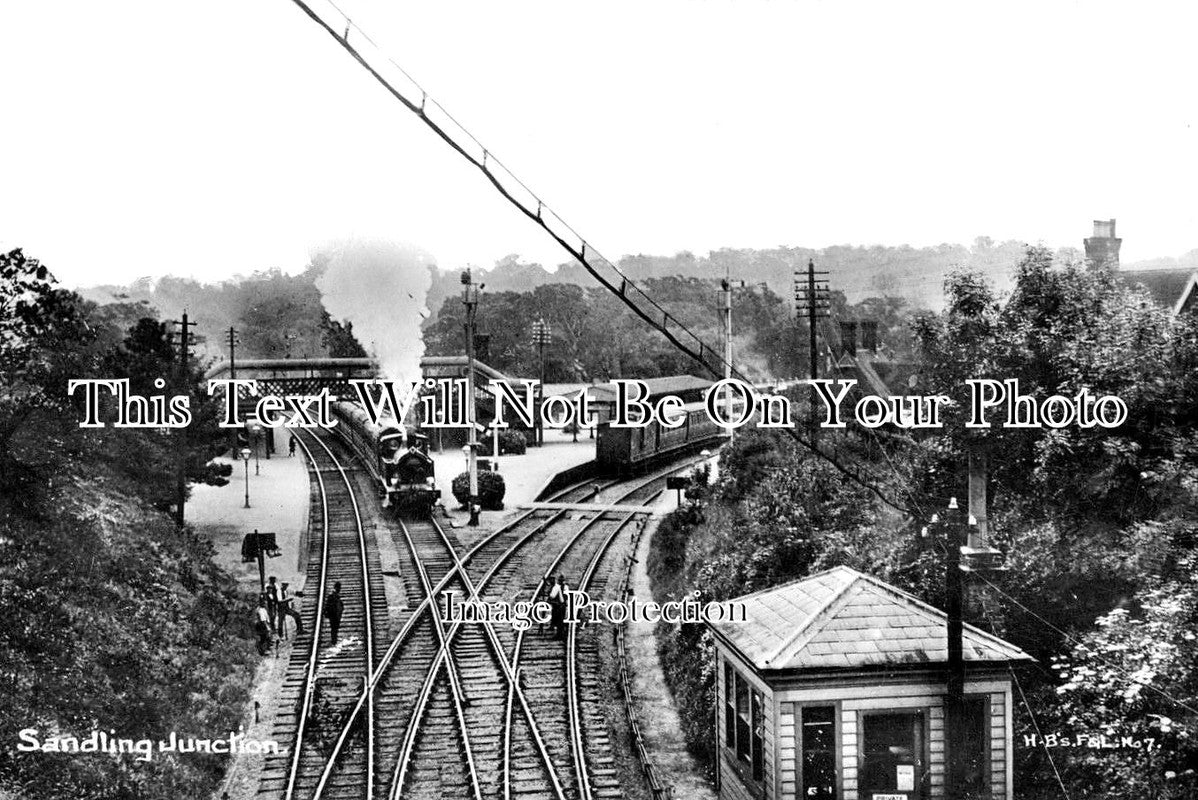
188, 432, 310, 596
431, 428, 596, 514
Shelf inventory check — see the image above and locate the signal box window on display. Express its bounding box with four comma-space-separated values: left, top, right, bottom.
801, 705, 837, 799
723, 659, 764, 784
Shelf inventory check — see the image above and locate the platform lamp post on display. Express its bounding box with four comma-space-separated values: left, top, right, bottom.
249, 422, 262, 475
462, 269, 481, 527
240, 448, 252, 508
530, 319, 551, 447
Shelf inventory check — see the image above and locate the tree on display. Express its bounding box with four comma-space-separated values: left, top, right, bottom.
909, 246, 1198, 650
320, 310, 368, 358
1041, 551, 1198, 799
0, 249, 255, 800
0, 249, 96, 501
912, 246, 1198, 524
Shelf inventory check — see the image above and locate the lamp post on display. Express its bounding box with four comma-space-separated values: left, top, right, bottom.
249, 423, 262, 475
491, 423, 500, 472
240, 448, 252, 508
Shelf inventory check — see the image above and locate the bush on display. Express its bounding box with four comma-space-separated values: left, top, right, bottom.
648, 507, 718, 771
499, 430, 527, 455
479, 429, 527, 457
451, 470, 506, 510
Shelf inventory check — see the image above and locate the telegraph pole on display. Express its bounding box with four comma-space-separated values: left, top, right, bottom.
170, 311, 193, 527
228, 326, 237, 380
531, 319, 552, 447
227, 327, 240, 455
462, 270, 481, 526
794, 260, 829, 442
721, 277, 733, 441
944, 496, 966, 798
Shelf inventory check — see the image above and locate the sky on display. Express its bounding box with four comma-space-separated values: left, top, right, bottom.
2, 1, 1196, 289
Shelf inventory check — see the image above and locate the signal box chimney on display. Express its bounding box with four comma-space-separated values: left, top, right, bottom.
1084, 219, 1121, 270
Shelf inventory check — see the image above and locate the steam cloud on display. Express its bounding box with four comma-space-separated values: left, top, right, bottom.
315, 239, 433, 386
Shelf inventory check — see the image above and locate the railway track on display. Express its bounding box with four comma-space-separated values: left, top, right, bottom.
258, 429, 385, 800
387, 461, 699, 800
258, 435, 708, 800
497, 465, 684, 800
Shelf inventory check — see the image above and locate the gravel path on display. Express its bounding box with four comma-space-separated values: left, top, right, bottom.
625, 515, 717, 800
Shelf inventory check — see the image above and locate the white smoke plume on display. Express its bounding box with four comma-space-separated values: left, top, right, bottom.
314, 239, 433, 386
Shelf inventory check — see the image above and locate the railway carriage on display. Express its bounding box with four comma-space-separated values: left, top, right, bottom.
332, 400, 440, 511
596, 397, 742, 474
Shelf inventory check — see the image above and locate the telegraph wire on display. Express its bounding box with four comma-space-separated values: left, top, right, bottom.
977, 601, 1073, 800
282, 0, 922, 516
975, 573, 1198, 719
1007, 665, 1073, 800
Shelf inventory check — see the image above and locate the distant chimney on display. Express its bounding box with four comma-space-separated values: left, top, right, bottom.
839, 321, 858, 357
860, 320, 879, 353
1084, 218, 1121, 270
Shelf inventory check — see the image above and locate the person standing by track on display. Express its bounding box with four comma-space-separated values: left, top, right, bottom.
549, 575, 569, 640
538, 576, 555, 634
264, 576, 280, 632
254, 598, 273, 656
324, 581, 344, 645
277, 581, 304, 640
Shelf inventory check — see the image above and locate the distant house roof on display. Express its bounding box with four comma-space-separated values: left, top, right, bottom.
709, 566, 1033, 673
1116, 268, 1198, 317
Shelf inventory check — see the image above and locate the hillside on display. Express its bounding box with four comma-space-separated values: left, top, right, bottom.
426, 238, 1037, 320
1, 249, 257, 800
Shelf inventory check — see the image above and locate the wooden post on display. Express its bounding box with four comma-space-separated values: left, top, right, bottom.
945, 497, 966, 797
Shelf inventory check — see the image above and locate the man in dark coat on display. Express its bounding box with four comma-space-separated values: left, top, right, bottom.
264, 576, 280, 630
324, 580, 344, 644
549, 575, 569, 640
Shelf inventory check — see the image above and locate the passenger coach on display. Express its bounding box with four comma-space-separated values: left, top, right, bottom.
595, 398, 740, 474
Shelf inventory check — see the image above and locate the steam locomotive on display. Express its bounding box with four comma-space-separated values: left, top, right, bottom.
332, 400, 440, 512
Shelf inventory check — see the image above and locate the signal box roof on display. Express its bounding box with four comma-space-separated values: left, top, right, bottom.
709, 566, 1032, 673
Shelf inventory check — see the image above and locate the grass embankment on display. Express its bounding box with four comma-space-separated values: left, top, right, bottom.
0, 470, 256, 800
